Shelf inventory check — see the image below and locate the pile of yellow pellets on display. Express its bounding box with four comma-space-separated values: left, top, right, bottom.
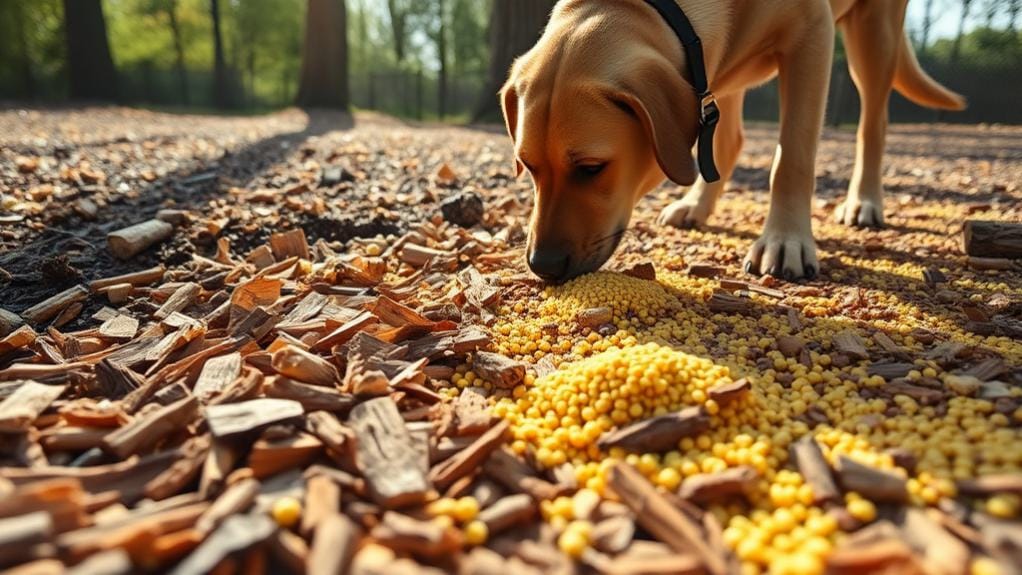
440, 268, 1022, 575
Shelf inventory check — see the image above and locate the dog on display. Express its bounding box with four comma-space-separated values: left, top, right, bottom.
501, 0, 965, 282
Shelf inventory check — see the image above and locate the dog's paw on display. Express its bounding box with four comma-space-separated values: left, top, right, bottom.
835, 198, 885, 228
744, 230, 819, 281
657, 199, 713, 230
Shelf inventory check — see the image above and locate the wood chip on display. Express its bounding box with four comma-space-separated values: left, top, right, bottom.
204, 398, 304, 438
249, 432, 323, 478
453, 387, 492, 436
707, 379, 750, 406
900, 508, 970, 575
791, 437, 842, 505
89, 266, 166, 293
271, 345, 340, 387
98, 315, 139, 341
623, 262, 656, 281
0, 511, 54, 564
430, 420, 510, 491
483, 448, 561, 501
308, 513, 359, 575
478, 493, 537, 535
0, 381, 66, 432
349, 397, 430, 507
686, 264, 725, 278
678, 467, 758, 503
471, 352, 526, 389
21, 285, 89, 325
101, 395, 200, 459
963, 220, 1022, 259
922, 267, 948, 287
154, 283, 201, 321
826, 537, 922, 575
833, 331, 869, 361
957, 474, 1022, 497
707, 292, 752, 314
311, 311, 377, 352
371, 511, 460, 558
168, 513, 276, 575
107, 220, 175, 260
873, 331, 909, 359
0, 308, 25, 338
598, 407, 709, 453
0, 325, 37, 355
867, 362, 916, 379
194, 352, 242, 402
967, 256, 1017, 271
591, 515, 636, 555
606, 463, 727, 575
269, 228, 311, 261
266, 376, 354, 414
834, 455, 908, 503
399, 244, 452, 267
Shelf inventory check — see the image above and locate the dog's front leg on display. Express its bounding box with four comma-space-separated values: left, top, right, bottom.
744, 15, 834, 280
658, 91, 746, 230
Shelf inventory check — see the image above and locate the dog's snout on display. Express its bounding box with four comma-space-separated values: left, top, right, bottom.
528, 249, 572, 282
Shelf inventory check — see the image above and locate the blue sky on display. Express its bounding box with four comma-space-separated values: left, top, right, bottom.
905, 0, 1012, 41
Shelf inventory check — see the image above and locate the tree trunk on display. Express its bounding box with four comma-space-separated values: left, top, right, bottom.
472, 0, 555, 122
210, 0, 230, 108
1010, 0, 1020, 30
13, 0, 36, 99
437, 0, 448, 120
296, 0, 350, 109
248, 49, 257, 107
167, 1, 189, 106
921, 0, 935, 52
985, 1, 998, 27
63, 0, 118, 101
386, 0, 407, 63
951, 0, 973, 65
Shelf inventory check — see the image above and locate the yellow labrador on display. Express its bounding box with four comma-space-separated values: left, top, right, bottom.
502, 0, 965, 281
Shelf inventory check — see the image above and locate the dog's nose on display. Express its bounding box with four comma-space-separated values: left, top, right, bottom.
528, 249, 572, 282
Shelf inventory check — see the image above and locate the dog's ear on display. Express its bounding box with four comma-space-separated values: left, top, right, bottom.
610, 59, 699, 186
500, 80, 525, 178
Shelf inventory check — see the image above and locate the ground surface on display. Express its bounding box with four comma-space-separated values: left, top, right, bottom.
1, 107, 1021, 574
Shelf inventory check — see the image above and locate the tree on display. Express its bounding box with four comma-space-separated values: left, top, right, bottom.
449, 0, 487, 77
386, 0, 412, 63
952, 0, 975, 64
210, 0, 230, 108
436, 0, 448, 119
984, 0, 1004, 26
63, 0, 118, 100
921, 0, 937, 52
473, 0, 555, 122
12, 0, 37, 98
144, 0, 189, 105
296, 0, 349, 109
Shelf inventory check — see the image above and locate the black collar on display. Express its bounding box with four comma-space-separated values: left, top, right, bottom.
642, 0, 721, 183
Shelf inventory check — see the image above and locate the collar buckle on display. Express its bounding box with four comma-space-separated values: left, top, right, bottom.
700, 93, 720, 127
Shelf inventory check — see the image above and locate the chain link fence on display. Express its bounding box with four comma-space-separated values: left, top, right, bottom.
746, 30, 1022, 126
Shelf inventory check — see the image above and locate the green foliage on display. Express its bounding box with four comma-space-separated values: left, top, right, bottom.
929, 26, 1022, 63
0, 0, 65, 98
104, 0, 211, 68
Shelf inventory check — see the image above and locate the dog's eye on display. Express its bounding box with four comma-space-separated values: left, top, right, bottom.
577, 163, 607, 177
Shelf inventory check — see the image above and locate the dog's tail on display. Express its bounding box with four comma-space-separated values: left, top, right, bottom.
893, 32, 967, 111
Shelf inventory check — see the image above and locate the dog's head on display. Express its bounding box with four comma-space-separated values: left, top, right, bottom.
502, 1, 700, 282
